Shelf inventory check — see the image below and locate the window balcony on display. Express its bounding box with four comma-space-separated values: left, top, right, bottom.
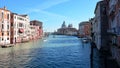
19, 28, 24, 33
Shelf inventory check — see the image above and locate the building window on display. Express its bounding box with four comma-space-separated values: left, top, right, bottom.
7, 38, 9, 40
7, 32, 9, 35
1, 12, 3, 18
14, 16, 16, 19
19, 23, 23, 27
7, 14, 9, 20
2, 33, 4, 36
11, 23, 13, 27
2, 38, 3, 41
11, 15, 13, 19
2, 24, 4, 29
7, 25, 9, 29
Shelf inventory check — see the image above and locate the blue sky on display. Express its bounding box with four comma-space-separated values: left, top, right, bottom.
0, 0, 99, 32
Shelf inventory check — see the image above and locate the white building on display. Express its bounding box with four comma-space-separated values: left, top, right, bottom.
94, 1, 109, 50
10, 13, 30, 43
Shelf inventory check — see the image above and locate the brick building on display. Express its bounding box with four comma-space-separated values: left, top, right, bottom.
30, 20, 43, 40
78, 21, 91, 38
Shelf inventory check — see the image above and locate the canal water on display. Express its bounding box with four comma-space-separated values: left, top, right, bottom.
0, 35, 91, 68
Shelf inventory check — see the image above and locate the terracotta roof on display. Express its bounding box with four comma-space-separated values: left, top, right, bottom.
30, 20, 43, 27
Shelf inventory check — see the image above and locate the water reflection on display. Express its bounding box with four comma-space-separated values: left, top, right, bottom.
0, 48, 32, 68
0, 35, 91, 68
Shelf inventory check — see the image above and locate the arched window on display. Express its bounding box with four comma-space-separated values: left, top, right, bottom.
1, 12, 3, 18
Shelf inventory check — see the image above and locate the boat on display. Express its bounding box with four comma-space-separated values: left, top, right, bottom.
82, 38, 89, 43
1, 44, 14, 48
43, 39, 47, 42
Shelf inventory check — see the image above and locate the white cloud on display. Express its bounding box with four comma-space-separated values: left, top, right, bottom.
23, 0, 80, 31
25, 0, 70, 14
36, 0, 70, 10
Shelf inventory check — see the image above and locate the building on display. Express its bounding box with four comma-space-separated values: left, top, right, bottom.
0, 6, 44, 47
61, 21, 66, 28
94, 1, 109, 50
57, 27, 78, 36
108, 0, 120, 47
30, 20, 43, 40
57, 21, 78, 35
90, 18, 95, 40
10, 13, 30, 43
101, 0, 120, 66
79, 21, 91, 38
29, 25, 36, 40
0, 7, 11, 45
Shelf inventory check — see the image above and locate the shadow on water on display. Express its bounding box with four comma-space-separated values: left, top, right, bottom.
92, 47, 120, 68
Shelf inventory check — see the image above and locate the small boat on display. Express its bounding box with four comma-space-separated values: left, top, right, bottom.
82, 38, 89, 43
43, 39, 47, 42
1, 44, 14, 48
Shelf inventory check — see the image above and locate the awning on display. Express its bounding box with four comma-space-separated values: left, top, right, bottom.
19, 28, 24, 33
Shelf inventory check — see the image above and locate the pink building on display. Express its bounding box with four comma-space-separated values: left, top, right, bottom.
10, 13, 30, 43
0, 7, 11, 45
79, 21, 91, 38
30, 20, 43, 40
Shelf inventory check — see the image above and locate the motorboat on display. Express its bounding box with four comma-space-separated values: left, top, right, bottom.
82, 38, 89, 43
43, 39, 47, 42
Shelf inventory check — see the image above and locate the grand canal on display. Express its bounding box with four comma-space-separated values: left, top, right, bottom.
0, 35, 91, 68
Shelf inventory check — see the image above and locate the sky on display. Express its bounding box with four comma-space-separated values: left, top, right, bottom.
0, 0, 99, 32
